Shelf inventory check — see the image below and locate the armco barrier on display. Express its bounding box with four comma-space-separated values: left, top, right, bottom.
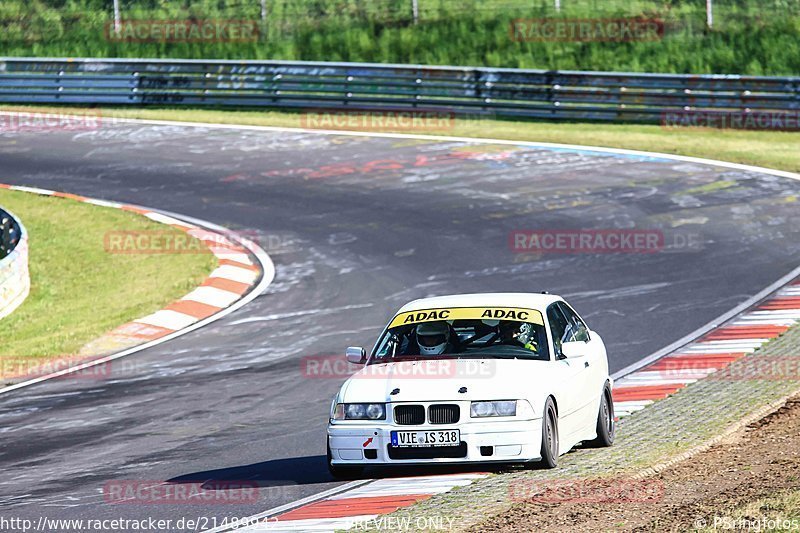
0, 207, 30, 320
0, 57, 798, 124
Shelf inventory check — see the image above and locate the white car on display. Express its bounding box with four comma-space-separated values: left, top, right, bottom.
326, 293, 614, 478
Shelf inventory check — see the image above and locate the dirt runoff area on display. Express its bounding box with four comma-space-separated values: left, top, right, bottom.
475, 396, 800, 532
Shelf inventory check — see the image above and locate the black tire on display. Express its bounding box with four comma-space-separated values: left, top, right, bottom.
539, 397, 559, 469
587, 384, 615, 448
327, 443, 364, 480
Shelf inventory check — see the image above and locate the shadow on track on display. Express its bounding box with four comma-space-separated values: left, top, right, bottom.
167, 454, 528, 490
167, 455, 331, 488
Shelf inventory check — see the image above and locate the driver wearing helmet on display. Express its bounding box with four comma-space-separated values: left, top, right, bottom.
415, 321, 455, 356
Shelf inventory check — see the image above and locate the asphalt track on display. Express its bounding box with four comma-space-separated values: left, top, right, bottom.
1, 122, 800, 529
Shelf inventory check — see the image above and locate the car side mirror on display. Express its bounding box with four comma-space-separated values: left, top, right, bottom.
561, 341, 587, 359
346, 346, 367, 365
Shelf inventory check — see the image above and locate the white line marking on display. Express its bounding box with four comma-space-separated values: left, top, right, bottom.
616, 374, 706, 384
83, 198, 123, 209
210, 251, 253, 265
689, 338, 769, 347
740, 310, 800, 318
210, 265, 258, 284
683, 344, 764, 353
143, 211, 189, 226
612, 400, 654, 409
238, 515, 378, 532
204, 480, 373, 533
731, 315, 797, 324
9, 185, 55, 195
181, 286, 241, 308
135, 309, 198, 331
330, 476, 484, 498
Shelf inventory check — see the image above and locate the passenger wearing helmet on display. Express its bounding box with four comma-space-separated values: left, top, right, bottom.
415, 321, 455, 356
499, 321, 539, 353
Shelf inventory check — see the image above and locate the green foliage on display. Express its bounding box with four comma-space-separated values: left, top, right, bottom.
0, 0, 798, 74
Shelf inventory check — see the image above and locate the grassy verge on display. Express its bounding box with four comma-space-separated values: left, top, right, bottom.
699, 491, 800, 532
0, 188, 216, 364
6, 106, 800, 174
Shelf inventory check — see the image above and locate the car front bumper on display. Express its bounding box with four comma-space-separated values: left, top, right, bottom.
327, 418, 543, 466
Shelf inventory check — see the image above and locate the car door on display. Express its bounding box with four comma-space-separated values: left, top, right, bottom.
545, 303, 585, 443
557, 301, 602, 427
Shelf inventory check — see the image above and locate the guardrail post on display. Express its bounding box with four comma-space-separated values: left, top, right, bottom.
473, 70, 484, 114
56, 68, 63, 101
546, 71, 556, 119
795, 79, 800, 110
413, 69, 422, 109
344, 71, 351, 107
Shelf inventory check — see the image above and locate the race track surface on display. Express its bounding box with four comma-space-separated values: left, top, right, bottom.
1, 123, 799, 527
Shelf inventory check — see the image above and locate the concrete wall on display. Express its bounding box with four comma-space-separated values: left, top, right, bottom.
0, 207, 30, 320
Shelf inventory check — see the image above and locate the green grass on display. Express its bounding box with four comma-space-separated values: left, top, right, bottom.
19, 105, 800, 174
0, 188, 216, 363
1, 0, 799, 74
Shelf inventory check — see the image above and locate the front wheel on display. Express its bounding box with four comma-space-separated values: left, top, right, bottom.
327, 443, 364, 480
587, 384, 615, 447
539, 397, 559, 468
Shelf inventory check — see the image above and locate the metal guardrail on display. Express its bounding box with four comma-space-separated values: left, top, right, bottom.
0, 57, 798, 123
0, 206, 30, 321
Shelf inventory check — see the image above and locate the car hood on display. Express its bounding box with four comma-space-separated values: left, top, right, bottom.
339, 358, 551, 403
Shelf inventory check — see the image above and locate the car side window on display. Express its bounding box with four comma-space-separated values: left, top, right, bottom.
546, 304, 570, 357
557, 302, 590, 342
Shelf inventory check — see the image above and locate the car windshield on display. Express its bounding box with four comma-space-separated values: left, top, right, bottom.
370, 307, 550, 362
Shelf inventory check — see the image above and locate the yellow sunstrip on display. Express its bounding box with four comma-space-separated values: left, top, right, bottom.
389, 307, 545, 329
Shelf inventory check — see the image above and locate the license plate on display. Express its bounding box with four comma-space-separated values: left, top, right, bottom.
390, 429, 460, 448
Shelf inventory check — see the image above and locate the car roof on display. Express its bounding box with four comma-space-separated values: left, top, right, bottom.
396, 292, 563, 314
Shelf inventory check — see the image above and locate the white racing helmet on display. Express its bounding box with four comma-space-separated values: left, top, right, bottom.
416, 321, 450, 355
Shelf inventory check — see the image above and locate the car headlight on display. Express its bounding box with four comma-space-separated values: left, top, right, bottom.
333, 403, 386, 420
470, 400, 517, 418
